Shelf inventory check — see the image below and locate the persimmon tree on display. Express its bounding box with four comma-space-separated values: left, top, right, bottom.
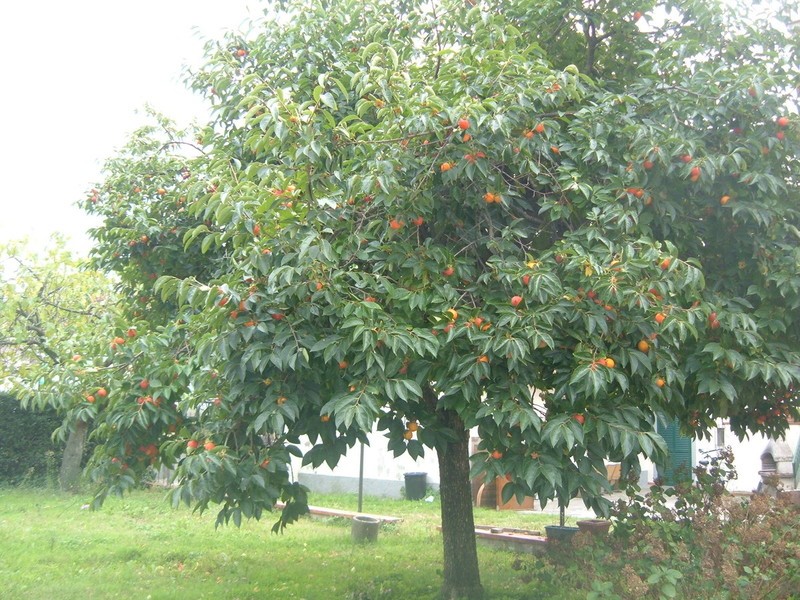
62, 0, 800, 597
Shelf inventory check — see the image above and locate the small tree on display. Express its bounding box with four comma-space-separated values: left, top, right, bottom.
0, 238, 120, 489
19, 1, 800, 598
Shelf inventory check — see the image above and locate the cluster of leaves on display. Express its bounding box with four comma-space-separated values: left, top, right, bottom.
84, 110, 223, 325
515, 448, 800, 599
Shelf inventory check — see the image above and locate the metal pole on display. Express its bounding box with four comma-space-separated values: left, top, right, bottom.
358, 441, 365, 513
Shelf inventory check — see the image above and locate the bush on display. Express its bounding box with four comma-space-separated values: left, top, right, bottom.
0, 394, 62, 486
513, 448, 800, 599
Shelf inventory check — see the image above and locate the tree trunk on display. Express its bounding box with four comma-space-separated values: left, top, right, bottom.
436, 407, 484, 600
59, 418, 88, 491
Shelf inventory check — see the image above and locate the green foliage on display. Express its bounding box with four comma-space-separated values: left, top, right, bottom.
0, 394, 61, 486
522, 448, 800, 599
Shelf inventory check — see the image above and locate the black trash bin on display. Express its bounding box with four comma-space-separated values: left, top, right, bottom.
404, 472, 427, 500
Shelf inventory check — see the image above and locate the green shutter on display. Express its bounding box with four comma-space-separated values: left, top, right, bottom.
656, 418, 693, 485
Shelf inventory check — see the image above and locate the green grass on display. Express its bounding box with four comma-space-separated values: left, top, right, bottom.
0, 486, 567, 600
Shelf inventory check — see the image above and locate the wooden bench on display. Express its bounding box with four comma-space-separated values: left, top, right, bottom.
274, 502, 403, 523
437, 524, 549, 555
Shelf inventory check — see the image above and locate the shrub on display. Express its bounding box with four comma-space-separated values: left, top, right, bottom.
515, 448, 800, 599
0, 394, 62, 486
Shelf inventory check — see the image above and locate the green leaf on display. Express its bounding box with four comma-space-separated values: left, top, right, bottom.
319, 92, 337, 111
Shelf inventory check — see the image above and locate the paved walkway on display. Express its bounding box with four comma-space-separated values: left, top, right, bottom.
528, 486, 676, 519
532, 491, 628, 519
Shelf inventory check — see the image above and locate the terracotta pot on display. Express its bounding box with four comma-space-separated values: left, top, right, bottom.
576, 518, 612, 536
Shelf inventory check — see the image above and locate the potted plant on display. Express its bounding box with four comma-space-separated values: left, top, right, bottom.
540, 450, 618, 543
544, 504, 579, 542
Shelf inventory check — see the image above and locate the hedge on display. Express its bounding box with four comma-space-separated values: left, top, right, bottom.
0, 394, 63, 486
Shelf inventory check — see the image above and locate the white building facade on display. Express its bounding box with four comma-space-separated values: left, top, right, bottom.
293, 421, 800, 498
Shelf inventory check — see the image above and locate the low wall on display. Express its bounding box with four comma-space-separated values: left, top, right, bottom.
299, 472, 438, 499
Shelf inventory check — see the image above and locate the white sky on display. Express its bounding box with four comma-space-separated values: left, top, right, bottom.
0, 1, 260, 256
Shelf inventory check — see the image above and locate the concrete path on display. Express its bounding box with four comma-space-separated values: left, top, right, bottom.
527, 486, 674, 519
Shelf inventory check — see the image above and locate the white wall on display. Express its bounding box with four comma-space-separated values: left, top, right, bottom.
695, 422, 800, 492
292, 429, 440, 498
291, 422, 799, 496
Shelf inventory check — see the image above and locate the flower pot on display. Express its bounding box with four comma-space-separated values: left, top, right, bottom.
351, 515, 381, 543
576, 519, 612, 536
544, 525, 579, 543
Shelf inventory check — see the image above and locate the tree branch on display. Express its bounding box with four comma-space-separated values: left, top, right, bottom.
15, 307, 61, 365
38, 298, 99, 318
340, 129, 437, 146
432, 4, 443, 81
158, 140, 209, 157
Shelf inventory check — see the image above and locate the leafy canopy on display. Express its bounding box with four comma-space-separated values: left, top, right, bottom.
33, 0, 800, 527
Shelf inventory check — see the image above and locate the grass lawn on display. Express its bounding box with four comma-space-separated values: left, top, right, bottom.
0, 486, 570, 600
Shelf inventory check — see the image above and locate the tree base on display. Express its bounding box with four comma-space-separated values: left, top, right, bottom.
440, 582, 485, 600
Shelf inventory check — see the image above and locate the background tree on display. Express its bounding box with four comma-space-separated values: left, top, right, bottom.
0, 238, 118, 489
19, 0, 798, 598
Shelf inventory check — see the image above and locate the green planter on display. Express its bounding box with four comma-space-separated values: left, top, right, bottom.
544, 525, 579, 543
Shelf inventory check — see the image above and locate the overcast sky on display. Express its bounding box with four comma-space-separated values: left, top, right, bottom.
0, 1, 260, 256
